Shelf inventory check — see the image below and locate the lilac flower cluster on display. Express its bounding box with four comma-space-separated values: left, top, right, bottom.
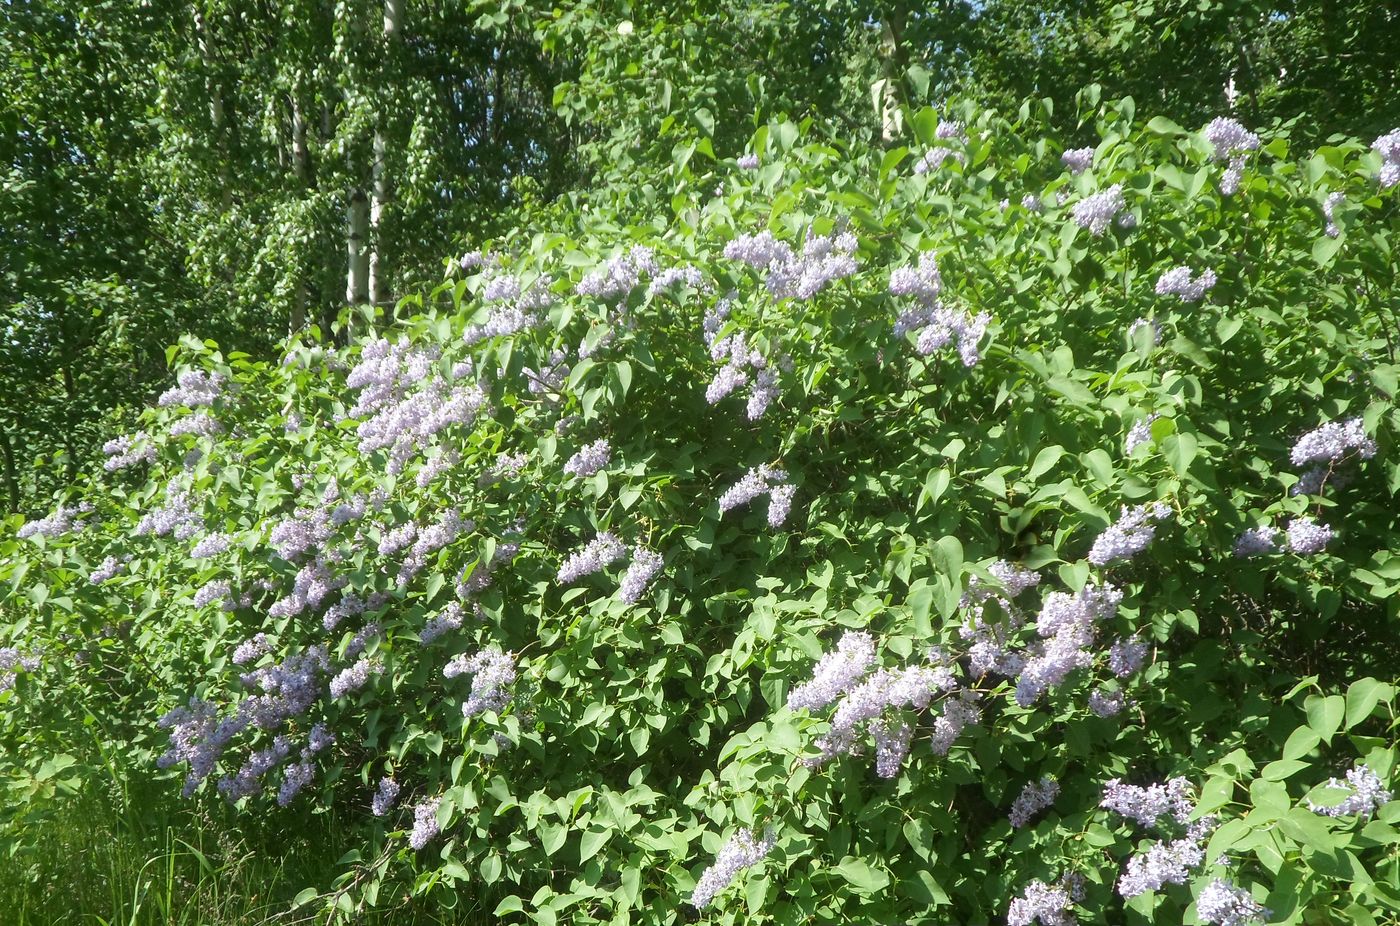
323, 591, 387, 632
88, 556, 125, 584
1124, 414, 1159, 453
463, 270, 553, 344
524, 349, 570, 397
1070, 185, 1126, 235
804, 649, 957, 774
157, 699, 248, 796
232, 633, 271, 665
457, 537, 520, 599
576, 246, 657, 300
1374, 128, 1400, 188
345, 622, 381, 660
420, 602, 465, 645
371, 776, 401, 816
1308, 763, 1391, 819
1089, 687, 1127, 716
217, 734, 291, 801
1285, 516, 1334, 555
647, 265, 709, 296
1322, 191, 1345, 238
930, 691, 983, 756
557, 532, 627, 583
1155, 266, 1217, 303
913, 121, 968, 174
1289, 417, 1375, 468
415, 449, 459, 488
1061, 147, 1094, 174
1007, 876, 1082, 926
103, 433, 156, 471
1233, 525, 1280, 558
136, 489, 200, 540
1108, 637, 1148, 677
268, 557, 345, 618
706, 327, 782, 420
1196, 879, 1268, 926
397, 509, 471, 586
787, 631, 875, 711
18, 501, 94, 540
718, 465, 796, 527
1204, 117, 1260, 195
619, 548, 664, 603
723, 229, 858, 301
564, 439, 612, 477
1021, 193, 1044, 212
960, 561, 1041, 677
480, 451, 529, 485
348, 340, 487, 475
1127, 316, 1163, 345
329, 658, 380, 700
1015, 583, 1123, 705
887, 252, 990, 367
444, 646, 516, 717
690, 827, 776, 909
1087, 503, 1171, 566
190, 531, 232, 559
169, 412, 224, 438
158, 370, 225, 408
1117, 824, 1212, 897
409, 797, 442, 849
1101, 777, 1194, 827
236, 645, 330, 730
0, 647, 40, 692
1009, 776, 1060, 827
737, 153, 760, 170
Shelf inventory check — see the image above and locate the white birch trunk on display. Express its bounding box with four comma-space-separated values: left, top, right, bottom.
346, 191, 370, 305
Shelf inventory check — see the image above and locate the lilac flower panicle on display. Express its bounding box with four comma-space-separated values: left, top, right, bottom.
1007, 879, 1077, 926
564, 439, 612, 477
556, 532, 627, 583
873, 719, 914, 778
1101, 777, 1195, 828
19, 502, 94, 540
1021, 193, 1043, 213
1289, 417, 1376, 467
1061, 147, 1094, 174
1308, 763, 1392, 819
1089, 688, 1126, 717
1374, 129, 1400, 188
690, 827, 776, 909
766, 483, 796, 528
1118, 834, 1208, 897
89, 556, 124, 584
1285, 517, 1334, 555
1088, 503, 1171, 566
1070, 184, 1125, 235
158, 370, 225, 408
787, 631, 876, 712
277, 760, 315, 806
103, 434, 156, 471
1155, 266, 1218, 303
930, 691, 982, 756
444, 646, 517, 718
409, 797, 442, 849
1323, 191, 1345, 238
232, 633, 271, 666
1204, 117, 1261, 161
717, 465, 786, 515
1009, 776, 1060, 828
619, 548, 664, 604
329, 658, 380, 699
420, 602, 465, 644
1233, 526, 1279, 558
1108, 637, 1148, 677
190, 532, 232, 559
1197, 879, 1268, 926
737, 153, 760, 170
372, 777, 401, 816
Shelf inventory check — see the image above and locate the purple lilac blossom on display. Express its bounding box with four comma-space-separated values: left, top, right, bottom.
1289, 417, 1376, 467
1021, 193, 1043, 212
372, 777, 401, 816
1009, 776, 1060, 828
1089, 688, 1126, 717
737, 153, 760, 170
930, 691, 982, 755
158, 370, 225, 408
556, 532, 626, 583
190, 532, 232, 559
1307, 763, 1392, 819
564, 439, 612, 477
1204, 117, 1261, 161
420, 602, 465, 644
1015, 584, 1123, 705
1154, 266, 1217, 302
690, 827, 776, 909
1070, 184, 1125, 235
328, 658, 379, 700
444, 646, 516, 718
88, 556, 124, 584
103, 434, 156, 470
619, 548, 664, 604
1285, 517, 1334, 555
1087, 503, 1171, 566
1124, 414, 1160, 453
1108, 637, 1148, 677
1007, 879, 1077, 926
766, 483, 796, 528
232, 633, 271, 666
136, 489, 200, 540
787, 631, 876, 711
1323, 191, 1345, 237
717, 465, 786, 514
1061, 147, 1094, 174
1101, 777, 1194, 828
1373, 129, 1400, 188
409, 797, 442, 850
576, 246, 657, 300
1196, 879, 1268, 926
1118, 831, 1209, 898
1233, 526, 1280, 558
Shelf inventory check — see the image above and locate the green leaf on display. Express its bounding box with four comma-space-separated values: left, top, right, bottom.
1306, 694, 1346, 743
832, 857, 889, 894
1346, 678, 1389, 729
579, 827, 610, 863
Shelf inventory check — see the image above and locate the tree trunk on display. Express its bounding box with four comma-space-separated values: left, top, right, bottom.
0, 422, 19, 515
369, 0, 404, 307
193, 7, 233, 210
346, 190, 370, 306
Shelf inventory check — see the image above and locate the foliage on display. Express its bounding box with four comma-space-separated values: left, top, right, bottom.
4, 95, 1399, 925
